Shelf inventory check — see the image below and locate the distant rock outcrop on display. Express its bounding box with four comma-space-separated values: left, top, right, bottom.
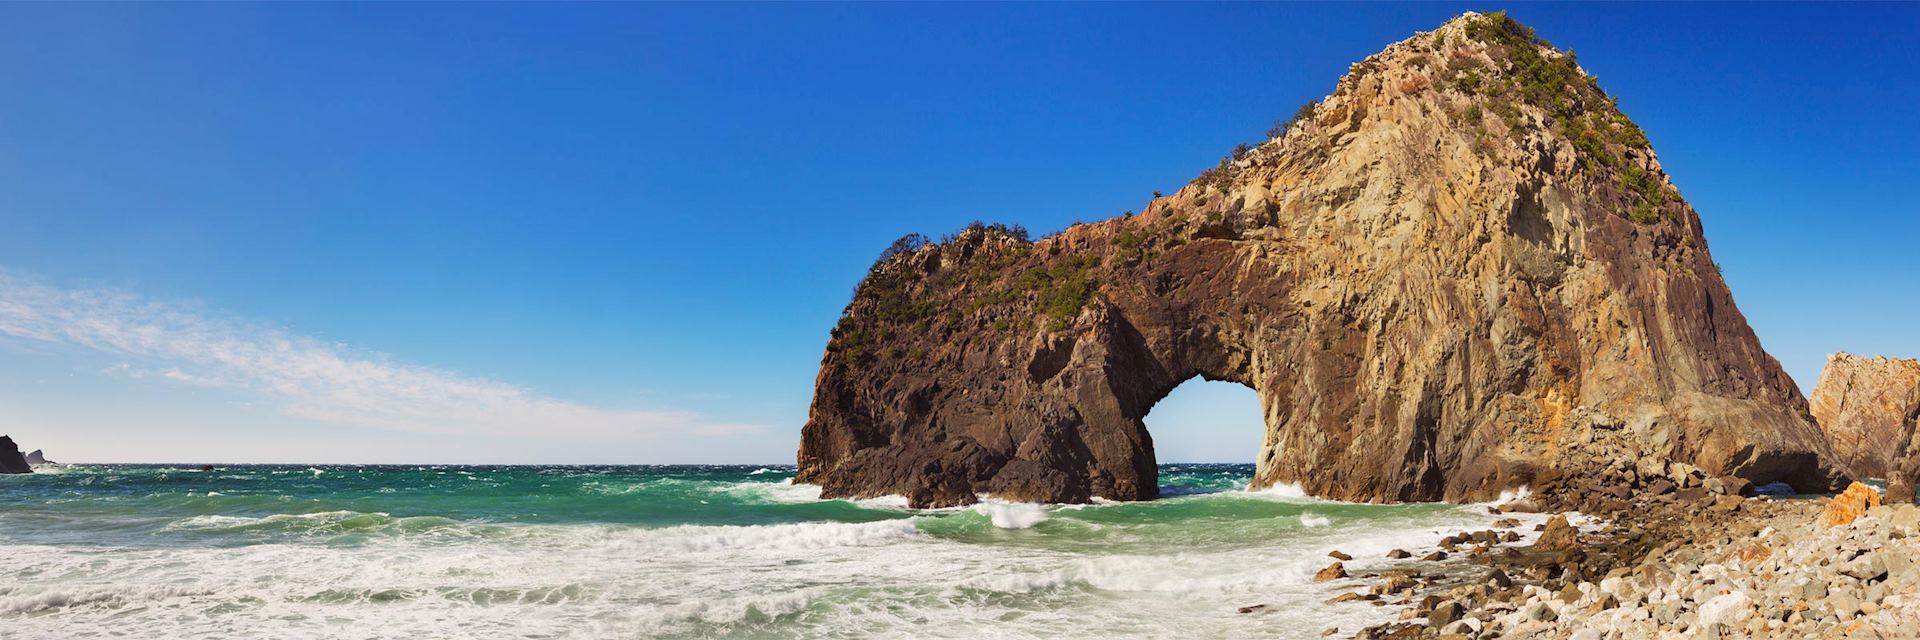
0, 436, 32, 474
1810, 353, 1920, 502
796, 13, 1850, 507
24, 449, 51, 465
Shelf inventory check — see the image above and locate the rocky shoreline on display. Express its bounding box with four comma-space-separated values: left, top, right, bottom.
1308, 482, 1918, 639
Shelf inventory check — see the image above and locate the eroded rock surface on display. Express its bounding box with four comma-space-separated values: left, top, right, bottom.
797, 13, 1849, 507
1809, 353, 1920, 499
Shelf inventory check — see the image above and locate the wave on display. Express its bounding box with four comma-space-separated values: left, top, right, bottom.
719, 480, 917, 510
636, 519, 922, 553
163, 511, 468, 538
0, 584, 219, 615
973, 502, 1048, 529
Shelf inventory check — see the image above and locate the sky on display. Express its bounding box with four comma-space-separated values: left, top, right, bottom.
0, 3, 1914, 465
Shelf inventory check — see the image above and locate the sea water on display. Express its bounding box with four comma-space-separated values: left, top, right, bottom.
0, 464, 1540, 639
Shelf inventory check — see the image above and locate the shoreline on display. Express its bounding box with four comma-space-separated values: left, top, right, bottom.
1323, 485, 1918, 639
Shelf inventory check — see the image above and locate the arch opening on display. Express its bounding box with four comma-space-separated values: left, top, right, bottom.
1141, 377, 1263, 464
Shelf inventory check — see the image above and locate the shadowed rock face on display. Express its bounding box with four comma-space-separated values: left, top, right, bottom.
0, 436, 32, 474
797, 13, 1851, 508
1809, 353, 1920, 501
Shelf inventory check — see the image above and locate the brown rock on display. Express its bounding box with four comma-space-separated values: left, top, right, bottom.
1809, 353, 1920, 479
1712, 494, 1744, 512
1375, 570, 1418, 595
1329, 550, 1353, 561
793, 12, 1852, 508
1820, 482, 1884, 527
1386, 549, 1412, 559
1533, 515, 1579, 551
1314, 562, 1348, 582
1422, 550, 1449, 561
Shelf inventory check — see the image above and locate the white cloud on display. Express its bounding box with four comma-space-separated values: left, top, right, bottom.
0, 270, 767, 442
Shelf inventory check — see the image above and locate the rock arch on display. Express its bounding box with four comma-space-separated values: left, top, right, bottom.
795, 13, 1850, 508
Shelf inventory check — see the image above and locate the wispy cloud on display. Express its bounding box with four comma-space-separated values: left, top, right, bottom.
0, 270, 766, 441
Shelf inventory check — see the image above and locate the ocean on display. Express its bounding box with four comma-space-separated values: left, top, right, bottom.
0, 464, 1543, 639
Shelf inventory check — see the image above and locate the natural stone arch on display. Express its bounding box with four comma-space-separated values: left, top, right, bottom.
795, 13, 1850, 508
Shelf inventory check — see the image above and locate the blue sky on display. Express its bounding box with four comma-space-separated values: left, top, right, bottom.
0, 3, 1914, 464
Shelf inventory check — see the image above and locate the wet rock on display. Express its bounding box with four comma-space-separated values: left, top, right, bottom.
1533, 515, 1579, 551
1314, 562, 1348, 582
1423, 551, 1449, 561
1329, 550, 1354, 561
1386, 549, 1412, 559
1374, 570, 1418, 595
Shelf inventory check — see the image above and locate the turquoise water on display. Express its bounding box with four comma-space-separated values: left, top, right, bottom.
0, 464, 1539, 639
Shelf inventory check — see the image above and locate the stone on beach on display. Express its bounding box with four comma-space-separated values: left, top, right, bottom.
1821, 482, 1882, 527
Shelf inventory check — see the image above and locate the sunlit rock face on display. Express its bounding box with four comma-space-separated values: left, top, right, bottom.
797, 13, 1849, 508
1810, 353, 1920, 501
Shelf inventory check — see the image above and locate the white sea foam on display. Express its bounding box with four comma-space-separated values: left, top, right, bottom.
0, 471, 1558, 640
722, 480, 918, 510
974, 502, 1048, 529
1494, 485, 1533, 504
1240, 481, 1316, 501
1299, 513, 1332, 527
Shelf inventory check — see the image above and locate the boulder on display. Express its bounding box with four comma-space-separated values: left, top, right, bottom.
1533, 515, 1579, 551
1821, 482, 1883, 527
1314, 562, 1347, 582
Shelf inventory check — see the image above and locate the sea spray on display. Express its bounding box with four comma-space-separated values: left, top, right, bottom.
974, 502, 1048, 529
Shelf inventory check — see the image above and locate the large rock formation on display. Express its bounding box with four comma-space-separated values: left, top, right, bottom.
1809, 353, 1920, 502
797, 12, 1850, 508
24, 449, 51, 466
0, 436, 33, 474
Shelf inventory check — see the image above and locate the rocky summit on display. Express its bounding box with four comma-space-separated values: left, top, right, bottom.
797, 12, 1850, 508
1810, 352, 1920, 502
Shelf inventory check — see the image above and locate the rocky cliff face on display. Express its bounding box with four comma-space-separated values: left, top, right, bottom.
0, 436, 32, 474
797, 13, 1850, 508
1809, 353, 1920, 501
